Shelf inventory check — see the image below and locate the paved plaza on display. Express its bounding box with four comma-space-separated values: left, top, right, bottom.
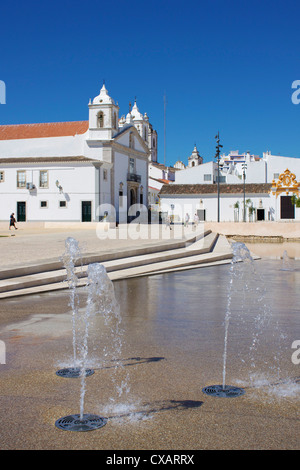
0, 223, 299, 450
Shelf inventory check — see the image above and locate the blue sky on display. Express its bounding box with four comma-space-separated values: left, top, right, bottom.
0, 0, 300, 166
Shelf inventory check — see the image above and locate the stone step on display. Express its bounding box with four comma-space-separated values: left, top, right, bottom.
0, 229, 211, 280
0, 241, 233, 299
0, 231, 218, 294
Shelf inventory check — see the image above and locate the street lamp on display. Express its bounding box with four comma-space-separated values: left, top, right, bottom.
215, 132, 223, 222
242, 162, 247, 222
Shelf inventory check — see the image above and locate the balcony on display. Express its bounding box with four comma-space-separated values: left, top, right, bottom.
127, 172, 141, 183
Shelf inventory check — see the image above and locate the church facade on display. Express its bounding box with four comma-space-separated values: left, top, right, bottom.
0, 84, 157, 223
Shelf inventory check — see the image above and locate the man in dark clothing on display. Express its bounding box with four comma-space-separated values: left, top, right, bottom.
9, 213, 18, 230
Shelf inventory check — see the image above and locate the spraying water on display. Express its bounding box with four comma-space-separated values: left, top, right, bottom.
222, 242, 253, 389
61, 237, 82, 366
78, 262, 129, 420
281, 250, 294, 271
56, 260, 125, 431
203, 241, 274, 398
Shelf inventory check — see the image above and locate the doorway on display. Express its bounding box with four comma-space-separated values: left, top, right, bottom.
256, 209, 265, 221
81, 201, 92, 222
280, 196, 295, 219
129, 188, 136, 206
17, 201, 26, 222
197, 209, 206, 221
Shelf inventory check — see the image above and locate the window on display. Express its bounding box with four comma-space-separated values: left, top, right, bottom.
59, 200, 67, 208
119, 190, 123, 207
0, 171, 4, 182
204, 174, 212, 181
97, 112, 104, 128
140, 186, 144, 205
216, 175, 226, 183
273, 173, 280, 180
103, 169, 107, 181
40, 201, 48, 208
129, 132, 134, 149
39, 170, 48, 188
129, 157, 135, 174
17, 170, 26, 188
113, 112, 117, 129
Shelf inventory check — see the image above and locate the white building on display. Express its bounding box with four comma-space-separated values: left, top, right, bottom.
0, 84, 157, 223
174, 145, 203, 171
174, 149, 300, 187
148, 162, 176, 207
160, 167, 300, 223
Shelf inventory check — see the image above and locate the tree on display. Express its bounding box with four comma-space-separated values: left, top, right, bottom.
291, 195, 300, 208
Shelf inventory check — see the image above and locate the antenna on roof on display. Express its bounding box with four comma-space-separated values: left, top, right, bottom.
164, 92, 167, 167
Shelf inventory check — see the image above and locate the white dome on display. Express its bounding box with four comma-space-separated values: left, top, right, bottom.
131, 100, 143, 121
126, 112, 133, 123
93, 83, 115, 105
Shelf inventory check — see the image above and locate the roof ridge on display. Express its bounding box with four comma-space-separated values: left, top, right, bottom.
0, 121, 89, 140
0, 120, 89, 127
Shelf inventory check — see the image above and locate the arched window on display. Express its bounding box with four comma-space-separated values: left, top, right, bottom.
129, 132, 134, 149
97, 112, 104, 128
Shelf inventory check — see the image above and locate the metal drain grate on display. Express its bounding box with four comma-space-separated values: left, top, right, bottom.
202, 384, 245, 398
56, 367, 95, 378
55, 414, 107, 432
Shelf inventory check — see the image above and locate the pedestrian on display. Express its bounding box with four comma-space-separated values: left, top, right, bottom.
184, 213, 190, 227
9, 213, 17, 230
193, 213, 199, 230
165, 215, 172, 230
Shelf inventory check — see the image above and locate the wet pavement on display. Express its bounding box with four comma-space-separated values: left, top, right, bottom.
0, 259, 299, 450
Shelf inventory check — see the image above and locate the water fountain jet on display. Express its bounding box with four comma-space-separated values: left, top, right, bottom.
281, 250, 294, 271
56, 237, 95, 378
56, 261, 125, 431
202, 242, 251, 398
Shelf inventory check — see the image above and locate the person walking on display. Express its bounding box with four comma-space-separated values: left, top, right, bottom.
9, 213, 18, 230
193, 212, 199, 230
184, 213, 190, 227
165, 215, 172, 230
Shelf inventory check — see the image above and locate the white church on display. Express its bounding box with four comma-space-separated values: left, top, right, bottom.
0, 83, 158, 223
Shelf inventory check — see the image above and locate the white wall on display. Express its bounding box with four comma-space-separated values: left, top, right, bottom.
0, 134, 86, 158
175, 161, 216, 184
0, 164, 96, 221
265, 154, 300, 182
160, 193, 275, 222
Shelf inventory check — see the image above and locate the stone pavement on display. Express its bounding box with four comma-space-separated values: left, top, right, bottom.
0, 222, 235, 298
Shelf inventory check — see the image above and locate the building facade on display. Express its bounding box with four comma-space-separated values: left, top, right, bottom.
0, 84, 157, 223
159, 168, 300, 223
166, 148, 300, 223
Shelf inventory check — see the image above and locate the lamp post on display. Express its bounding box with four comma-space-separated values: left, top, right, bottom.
215, 132, 223, 222
242, 162, 247, 222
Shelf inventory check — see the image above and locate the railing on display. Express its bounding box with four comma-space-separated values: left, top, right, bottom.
127, 172, 141, 183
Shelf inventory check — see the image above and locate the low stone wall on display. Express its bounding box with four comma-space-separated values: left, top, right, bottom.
204, 221, 300, 241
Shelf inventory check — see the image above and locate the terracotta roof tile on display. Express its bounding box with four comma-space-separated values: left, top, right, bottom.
0, 121, 89, 140
159, 183, 273, 195
0, 156, 97, 165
